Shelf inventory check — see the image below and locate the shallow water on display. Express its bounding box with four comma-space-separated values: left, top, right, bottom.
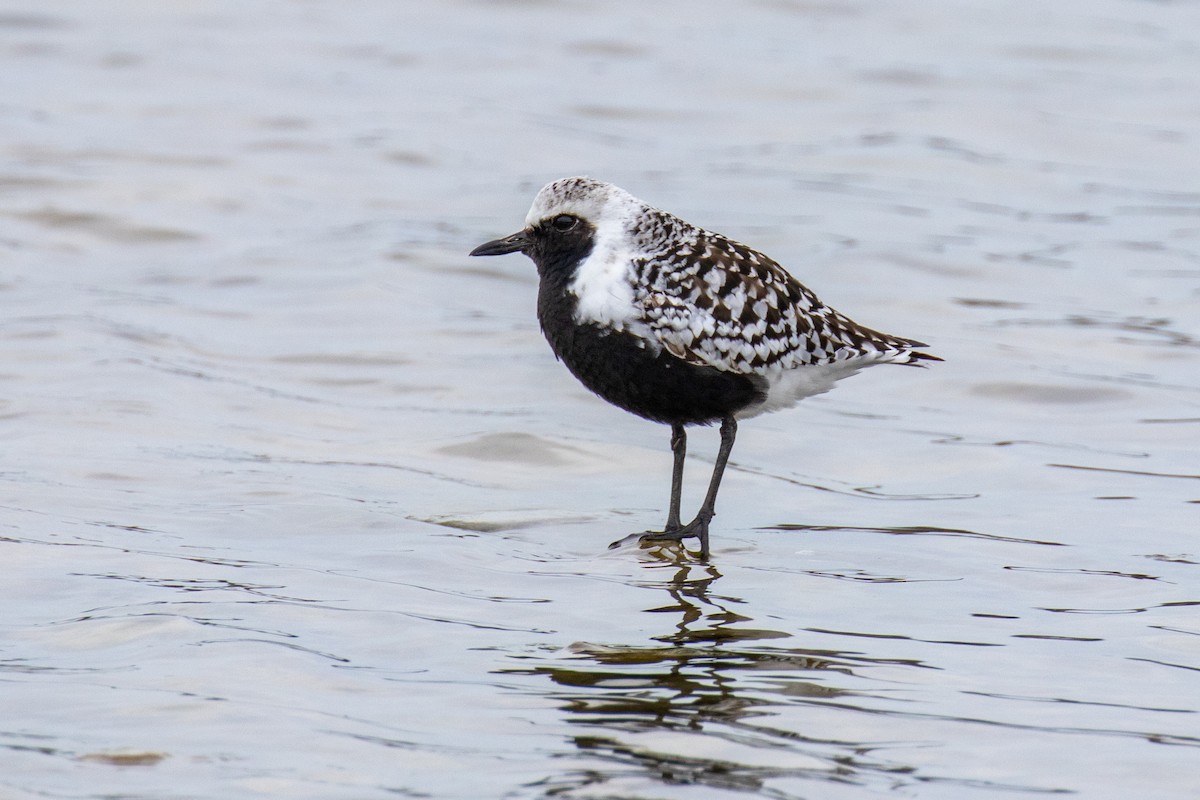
2, 1, 1198, 797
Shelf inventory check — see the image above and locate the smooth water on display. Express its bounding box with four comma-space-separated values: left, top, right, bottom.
2, 1, 1198, 798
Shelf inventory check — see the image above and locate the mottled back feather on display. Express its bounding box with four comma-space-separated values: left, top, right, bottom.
625, 207, 935, 376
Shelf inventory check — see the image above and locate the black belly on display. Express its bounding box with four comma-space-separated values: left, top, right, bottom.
539, 316, 766, 426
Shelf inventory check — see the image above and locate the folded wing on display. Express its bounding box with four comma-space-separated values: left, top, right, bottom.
633, 231, 931, 375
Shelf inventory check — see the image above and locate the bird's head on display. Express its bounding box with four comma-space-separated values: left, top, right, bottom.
470, 177, 639, 278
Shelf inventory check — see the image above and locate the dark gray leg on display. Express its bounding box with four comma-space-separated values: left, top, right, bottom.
687, 415, 738, 559
665, 422, 686, 530
636, 415, 737, 559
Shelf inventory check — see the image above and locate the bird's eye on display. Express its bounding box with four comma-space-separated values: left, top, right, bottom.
551, 214, 577, 232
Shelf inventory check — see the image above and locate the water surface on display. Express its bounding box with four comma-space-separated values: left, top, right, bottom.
2, 1, 1198, 798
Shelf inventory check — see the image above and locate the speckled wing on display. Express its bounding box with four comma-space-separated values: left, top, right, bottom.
633, 231, 923, 375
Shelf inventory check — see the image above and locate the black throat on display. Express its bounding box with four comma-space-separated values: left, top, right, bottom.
528, 222, 594, 377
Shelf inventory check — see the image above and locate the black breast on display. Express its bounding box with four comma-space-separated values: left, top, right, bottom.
536, 283, 766, 426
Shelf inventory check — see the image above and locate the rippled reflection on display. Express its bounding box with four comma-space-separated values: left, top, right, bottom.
506, 550, 1199, 795
504, 559, 943, 796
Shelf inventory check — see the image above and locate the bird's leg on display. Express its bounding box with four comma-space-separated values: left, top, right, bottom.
683, 414, 737, 559
665, 422, 686, 531
637, 416, 737, 559
636, 423, 687, 544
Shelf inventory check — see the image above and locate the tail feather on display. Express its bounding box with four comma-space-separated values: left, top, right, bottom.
897, 339, 942, 366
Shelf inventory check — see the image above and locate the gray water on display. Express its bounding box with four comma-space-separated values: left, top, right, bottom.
2, 1, 1198, 798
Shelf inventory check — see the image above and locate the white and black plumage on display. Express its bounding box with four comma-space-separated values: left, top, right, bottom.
471, 177, 940, 558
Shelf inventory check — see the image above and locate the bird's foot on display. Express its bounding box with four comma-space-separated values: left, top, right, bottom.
606, 527, 688, 552
608, 515, 711, 559
638, 522, 696, 544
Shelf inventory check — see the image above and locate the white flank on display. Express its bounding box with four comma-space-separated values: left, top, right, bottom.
738, 357, 886, 419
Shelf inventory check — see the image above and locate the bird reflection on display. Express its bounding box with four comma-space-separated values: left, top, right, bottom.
507, 552, 913, 796
543, 559, 801, 734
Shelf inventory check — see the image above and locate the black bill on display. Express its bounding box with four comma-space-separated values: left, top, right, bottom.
469, 230, 531, 257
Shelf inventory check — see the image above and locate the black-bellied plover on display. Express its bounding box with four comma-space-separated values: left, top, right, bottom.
471, 177, 939, 558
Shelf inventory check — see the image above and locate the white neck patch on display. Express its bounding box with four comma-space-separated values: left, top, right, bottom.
525, 177, 650, 334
